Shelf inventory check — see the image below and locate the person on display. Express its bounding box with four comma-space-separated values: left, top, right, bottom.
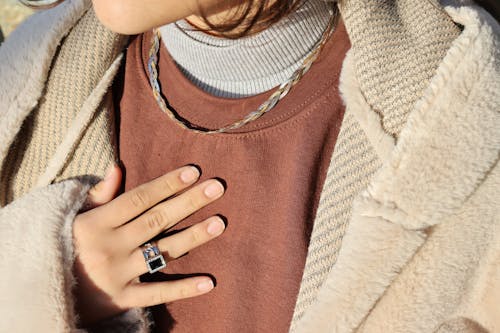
0, 0, 498, 332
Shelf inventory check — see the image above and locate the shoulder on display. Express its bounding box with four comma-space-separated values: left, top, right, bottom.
0, 0, 90, 120
0, 0, 91, 72
0, 0, 90, 56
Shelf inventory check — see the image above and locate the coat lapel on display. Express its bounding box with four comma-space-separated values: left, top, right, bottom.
0, 0, 91, 181
290, 0, 461, 328
294, 5, 500, 332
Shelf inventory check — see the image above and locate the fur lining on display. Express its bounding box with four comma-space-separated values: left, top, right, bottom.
0, 179, 88, 331
294, 4, 500, 332
295, 207, 427, 332
365, 4, 500, 230
80, 308, 151, 333
0, 178, 150, 332
60, 181, 92, 329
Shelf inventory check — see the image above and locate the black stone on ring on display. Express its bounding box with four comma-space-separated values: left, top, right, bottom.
142, 242, 167, 274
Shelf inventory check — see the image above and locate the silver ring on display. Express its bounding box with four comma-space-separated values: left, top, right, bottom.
142, 242, 167, 274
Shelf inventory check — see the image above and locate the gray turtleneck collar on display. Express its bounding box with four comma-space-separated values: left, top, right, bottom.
159, 0, 333, 98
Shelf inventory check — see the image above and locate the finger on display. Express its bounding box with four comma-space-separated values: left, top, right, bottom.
128, 216, 225, 278
88, 165, 201, 228
122, 277, 214, 308
83, 164, 122, 211
119, 179, 225, 247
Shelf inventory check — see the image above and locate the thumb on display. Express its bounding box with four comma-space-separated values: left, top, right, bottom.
83, 164, 122, 211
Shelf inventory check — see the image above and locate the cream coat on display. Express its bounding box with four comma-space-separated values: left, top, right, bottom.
0, 0, 498, 332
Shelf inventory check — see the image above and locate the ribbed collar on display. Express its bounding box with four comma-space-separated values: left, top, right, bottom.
158, 0, 333, 98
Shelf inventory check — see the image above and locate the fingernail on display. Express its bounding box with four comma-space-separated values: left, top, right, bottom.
197, 279, 214, 292
180, 167, 199, 183
207, 217, 225, 236
204, 181, 224, 198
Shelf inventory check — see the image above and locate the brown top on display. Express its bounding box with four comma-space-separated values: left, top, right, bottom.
116, 19, 350, 333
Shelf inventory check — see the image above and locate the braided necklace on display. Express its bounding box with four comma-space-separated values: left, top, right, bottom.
147, 4, 339, 134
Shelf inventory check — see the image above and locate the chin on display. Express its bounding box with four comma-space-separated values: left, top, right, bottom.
91, 0, 194, 35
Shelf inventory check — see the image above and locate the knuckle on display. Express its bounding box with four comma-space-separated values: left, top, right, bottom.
145, 211, 165, 232
160, 176, 177, 194
178, 286, 192, 299
152, 289, 168, 305
185, 193, 201, 211
130, 189, 149, 209
190, 228, 204, 244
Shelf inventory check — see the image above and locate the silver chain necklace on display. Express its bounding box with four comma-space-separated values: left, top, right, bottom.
147, 4, 339, 134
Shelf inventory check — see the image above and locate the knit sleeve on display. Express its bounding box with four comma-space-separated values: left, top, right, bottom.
0, 179, 150, 333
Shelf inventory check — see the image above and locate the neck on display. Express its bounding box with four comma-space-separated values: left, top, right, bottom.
185, 0, 278, 37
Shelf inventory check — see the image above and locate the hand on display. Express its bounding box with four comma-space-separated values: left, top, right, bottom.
73, 165, 226, 325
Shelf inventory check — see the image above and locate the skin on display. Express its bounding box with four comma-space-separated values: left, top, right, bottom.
91, 0, 244, 35
75, 165, 227, 324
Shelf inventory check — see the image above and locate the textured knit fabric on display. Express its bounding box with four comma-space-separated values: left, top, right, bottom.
0, 5, 125, 205
159, 0, 332, 98
117, 21, 349, 332
289, 111, 382, 330
338, 0, 461, 137
1, 1, 499, 333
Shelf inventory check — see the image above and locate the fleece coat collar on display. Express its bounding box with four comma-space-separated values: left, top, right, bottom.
294, 4, 500, 332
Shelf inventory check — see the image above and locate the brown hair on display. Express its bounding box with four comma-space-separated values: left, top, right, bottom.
198, 0, 306, 38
